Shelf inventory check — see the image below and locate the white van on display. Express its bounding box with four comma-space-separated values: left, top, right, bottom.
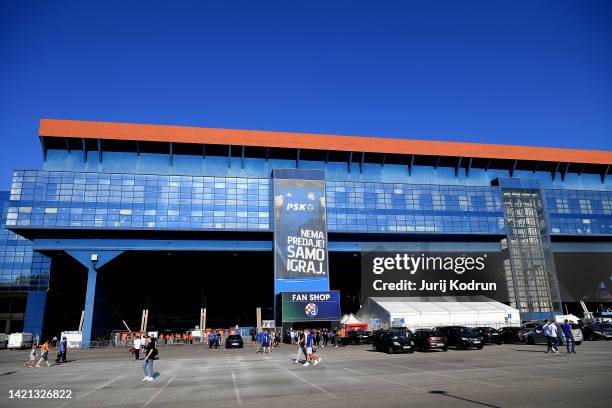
8, 333, 33, 350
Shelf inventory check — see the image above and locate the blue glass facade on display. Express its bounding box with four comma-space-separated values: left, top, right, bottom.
543, 189, 612, 235
0, 191, 51, 292
327, 181, 505, 233
7, 171, 270, 231
5, 170, 612, 236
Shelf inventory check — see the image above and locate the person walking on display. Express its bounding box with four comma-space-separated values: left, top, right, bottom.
543, 320, 558, 354
322, 329, 328, 348
261, 330, 271, 356
142, 337, 156, 382
294, 329, 307, 365
36, 340, 51, 367
59, 337, 68, 363
133, 335, 142, 360
307, 330, 320, 366
24, 344, 37, 367
207, 331, 214, 349
550, 321, 559, 354
562, 319, 576, 354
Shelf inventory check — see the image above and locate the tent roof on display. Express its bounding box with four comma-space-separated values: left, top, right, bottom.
341, 314, 364, 325
368, 296, 518, 316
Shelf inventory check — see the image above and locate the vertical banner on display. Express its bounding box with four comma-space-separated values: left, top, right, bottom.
273, 169, 329, 296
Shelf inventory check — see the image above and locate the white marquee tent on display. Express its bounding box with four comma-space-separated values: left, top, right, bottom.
356, 296, 520, 330
340, 314, 364, 325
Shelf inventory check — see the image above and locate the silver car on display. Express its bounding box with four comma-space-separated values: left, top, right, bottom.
524, 323, 582, 346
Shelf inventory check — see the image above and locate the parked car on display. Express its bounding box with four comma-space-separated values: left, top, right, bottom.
371, 330, 414, 354
497, 327, 525, 344
346, 330, 372, 345
8, 333, 33, 350
524, 323, 583, 346
472, 327, 500, 344
413, 329, 448, 352
0, 333, 8, 349
581, 323, 612, 341
433, 326, 483, 350
521, 322, 541, 330
225, 334, 244, 349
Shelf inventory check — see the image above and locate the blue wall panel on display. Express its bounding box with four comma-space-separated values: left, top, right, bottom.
24, 291, 46, 339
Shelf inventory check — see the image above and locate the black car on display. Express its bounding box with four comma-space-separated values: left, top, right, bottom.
473, 327, 500, 344
497, 327, 525, 344
433, 326, 483, 350
413, 329, 448, 352
581, 323, 612, 341
346, 330, 372, 345
225, 334, 244, 349
372, 330, 414, 354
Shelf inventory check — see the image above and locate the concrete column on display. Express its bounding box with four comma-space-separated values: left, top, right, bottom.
4, 298, 12, 333
78, 310, 85, 332
140, 309, 146, 333
142, 309, 149, 333
256, 307, 262, 328
200, 308, 206, 330
66, 250, 124, 348
81, 265, 98, 347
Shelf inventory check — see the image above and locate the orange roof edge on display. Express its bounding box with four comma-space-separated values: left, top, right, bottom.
39, 119, 612, 165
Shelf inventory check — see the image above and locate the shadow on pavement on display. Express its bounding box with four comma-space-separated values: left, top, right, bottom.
430, 390, 500, 408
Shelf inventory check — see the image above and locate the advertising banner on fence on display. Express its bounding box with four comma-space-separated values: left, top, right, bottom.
361, 249, 511, 302
273, 176, 328, 280
60, 331, 83, 349
281, 291, 341, 322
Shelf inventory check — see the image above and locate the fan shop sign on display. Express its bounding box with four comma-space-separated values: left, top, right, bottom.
281, 291, 341, 322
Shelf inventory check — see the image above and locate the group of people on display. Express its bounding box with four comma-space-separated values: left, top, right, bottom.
24, 337, 68, 368
293, 329, 322, 366
157, 332, 195, 345
207, 331, 224, 349
251, 329, 280, 352
287, 328, 344, 348
543, 319, 577, 354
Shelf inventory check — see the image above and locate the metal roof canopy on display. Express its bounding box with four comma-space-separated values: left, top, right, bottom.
39, 119, 612, 181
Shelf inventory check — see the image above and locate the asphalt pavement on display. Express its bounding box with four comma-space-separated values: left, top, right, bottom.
0, 340, 610, 408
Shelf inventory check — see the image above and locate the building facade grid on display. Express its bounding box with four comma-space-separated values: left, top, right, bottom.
0, 191, 51, 292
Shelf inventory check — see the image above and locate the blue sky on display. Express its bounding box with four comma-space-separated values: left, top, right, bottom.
1, 1, 611, 189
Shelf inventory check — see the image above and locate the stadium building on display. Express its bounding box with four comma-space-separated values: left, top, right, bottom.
1, 119, 611, 345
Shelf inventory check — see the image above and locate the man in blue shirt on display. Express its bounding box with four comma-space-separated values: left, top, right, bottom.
305, 329, 320, 366
562, 319, 576, 354
208, 331, 215, 350
58, 337, 67, 363
262, 330, 271, 355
